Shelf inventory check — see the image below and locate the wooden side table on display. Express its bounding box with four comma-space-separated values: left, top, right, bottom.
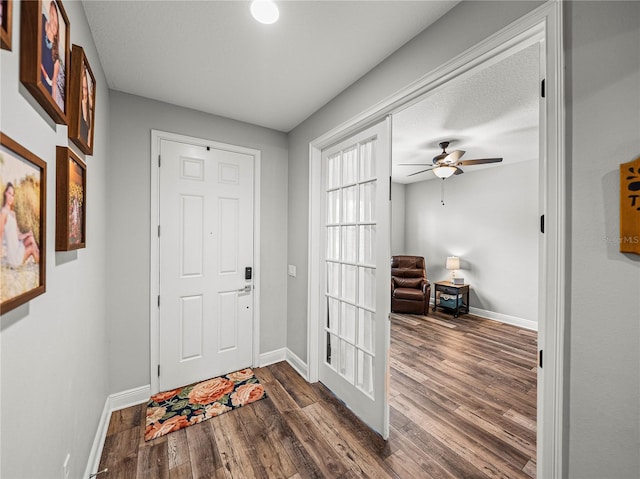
433, 281, 470, 317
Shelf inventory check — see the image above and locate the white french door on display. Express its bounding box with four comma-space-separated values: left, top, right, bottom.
318, 119, 391, 438
158, 138, 254, 391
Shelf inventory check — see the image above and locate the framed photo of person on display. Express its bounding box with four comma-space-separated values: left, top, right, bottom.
1, 0, 13, 51
68, 45, 96, 155
0, 133, 47, 314
19, 0, 70, 125
56, 146, 86, 251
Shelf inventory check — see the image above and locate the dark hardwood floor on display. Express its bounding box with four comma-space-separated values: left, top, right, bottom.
98, 311, 537, 478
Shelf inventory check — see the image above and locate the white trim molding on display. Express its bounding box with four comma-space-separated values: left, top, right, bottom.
468, 307, 538, 332
286, 349, 309, 380
84, 385, 151, 479
307, 2, 564, 478
149, 130, 262, 395
258, 347, 309, 380
259, 348, 287, 367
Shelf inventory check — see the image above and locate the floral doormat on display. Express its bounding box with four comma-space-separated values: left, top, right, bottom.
144, 368, 267, 441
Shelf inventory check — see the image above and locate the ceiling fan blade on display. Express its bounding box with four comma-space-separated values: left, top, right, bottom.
454, 167, 464, 175
444, 150, 465, 163
433, 152, 448, 163
408, 167, 434, 176
458, 157, 503, 166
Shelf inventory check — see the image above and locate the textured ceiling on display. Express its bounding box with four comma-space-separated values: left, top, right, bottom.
392, 43, 540, 184
83, 0, 459, 132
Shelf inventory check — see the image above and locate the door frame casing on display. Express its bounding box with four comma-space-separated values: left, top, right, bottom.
307, 2, 564, 478
150, 129, 262, 395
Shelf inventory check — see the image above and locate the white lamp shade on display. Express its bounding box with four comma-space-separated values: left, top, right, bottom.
446, 256, 460, 270
433, 166, 456, 178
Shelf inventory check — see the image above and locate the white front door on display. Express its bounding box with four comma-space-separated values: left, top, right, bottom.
319, 119, 391, 438
158, 138, 254, 391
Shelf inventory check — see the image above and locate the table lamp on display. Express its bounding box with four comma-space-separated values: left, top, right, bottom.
446, 256, 462, 284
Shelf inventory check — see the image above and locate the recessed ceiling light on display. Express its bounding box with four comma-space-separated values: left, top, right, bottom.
251, 0, 279, 25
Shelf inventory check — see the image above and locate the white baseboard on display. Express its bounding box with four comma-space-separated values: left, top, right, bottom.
83, 397, 111, 479
429, 299, 537, 331
258, 348, 287, 367
110, 384, 151, 411
286, 348, 308, 380
468, 306, 538, 331
259, 347, 308, 380
84, 385, 151, 478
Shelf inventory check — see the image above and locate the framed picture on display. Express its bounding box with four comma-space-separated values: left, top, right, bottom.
1, 0, 12, 50
56, 146, 86, 251
19, 0, 70, 124
68, 45, 96, 155
0, 133, 47, 314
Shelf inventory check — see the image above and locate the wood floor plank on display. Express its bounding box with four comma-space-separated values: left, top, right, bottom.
211, 411, 261, 478
251, 397, 325, 479
185, 420, 223, 479
99, 426, 141, 479
136, 440, 169, 479
99, 310, 536, 479
303, 401, 396, 478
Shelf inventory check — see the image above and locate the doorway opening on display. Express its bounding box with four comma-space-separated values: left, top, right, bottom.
307, 4, 564, 478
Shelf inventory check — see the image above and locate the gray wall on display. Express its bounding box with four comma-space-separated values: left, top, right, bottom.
1, 2, 110, 478
404, 160, 539, 323
107, 92, 288, 394
566, 2, 640, 478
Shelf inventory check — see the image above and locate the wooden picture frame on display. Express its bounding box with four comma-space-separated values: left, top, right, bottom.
1, 0, 13, 50
19, 0, 70, 124
68, 45, 96, 155
0, 133, 47, 314
56, 146, 86, 251
620, 157, 640, 255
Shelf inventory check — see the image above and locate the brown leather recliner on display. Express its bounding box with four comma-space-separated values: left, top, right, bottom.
391, 255, 431, 315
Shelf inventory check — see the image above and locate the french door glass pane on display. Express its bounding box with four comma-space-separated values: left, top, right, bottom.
327, 153, 341, 189
356, 350, 374, 396
359, 140, 375, 181
327, 297, 339, 332
359, 182, 376, 222
342, 186, 357, 223
340, 302, 356, 343
327, 261, 340, 297
341, 264, 357, 303
357, 309, 375, 353
358, 267, 375, 310
327, 227, 340, 261
326, 333, 338, 369
340, 340, 355, 382
327, 190, 340, 224
342, 147, 358, 185
359, 225, 375, 265
341, 226, 357, 263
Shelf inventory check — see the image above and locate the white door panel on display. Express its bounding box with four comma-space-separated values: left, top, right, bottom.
159, 139, 254, 391
319, 119, 391, 438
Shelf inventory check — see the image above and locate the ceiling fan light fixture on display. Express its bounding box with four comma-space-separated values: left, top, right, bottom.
433, 166, 456, 179
251, 0, 279, 24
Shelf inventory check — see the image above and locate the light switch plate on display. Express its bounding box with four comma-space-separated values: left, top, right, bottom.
287, 265, 296, 277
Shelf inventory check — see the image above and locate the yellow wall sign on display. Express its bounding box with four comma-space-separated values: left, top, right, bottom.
620, 157, 640, 254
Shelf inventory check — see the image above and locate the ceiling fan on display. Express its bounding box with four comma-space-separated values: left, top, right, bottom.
400, 141, 503, 179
